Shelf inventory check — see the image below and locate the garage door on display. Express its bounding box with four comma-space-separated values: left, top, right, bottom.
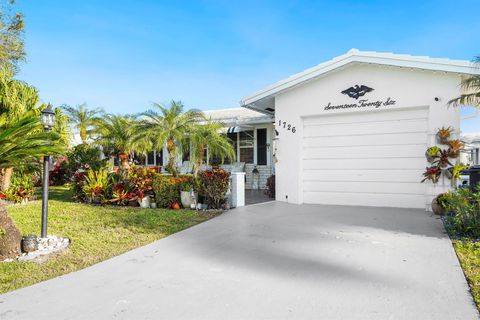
302, 107, 428, 208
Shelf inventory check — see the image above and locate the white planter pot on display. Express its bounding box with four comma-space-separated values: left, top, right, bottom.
138, 196, 150, 208
180, 191, 197, 209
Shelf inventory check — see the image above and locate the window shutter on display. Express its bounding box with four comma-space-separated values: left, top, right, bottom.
257, 128, 267, 165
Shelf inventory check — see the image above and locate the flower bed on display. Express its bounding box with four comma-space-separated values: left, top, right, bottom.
72, 166, 230, 210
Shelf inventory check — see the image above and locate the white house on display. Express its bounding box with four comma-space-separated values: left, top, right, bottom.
461, 133, 480, 165
241, 49, 478, 210
127, 107, 275, 190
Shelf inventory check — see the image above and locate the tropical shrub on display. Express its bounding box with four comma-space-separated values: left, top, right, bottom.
67, 143, 106, 172
50, 157, 71, 186
442, 188, 480, 238
128, 166, 156, 196
109, 182, 137, 206
5, 172, 34, 203
198, 169, 230, 209
72, 171, 87, 201
82, 169, 109, 203
152, 174, 194, 208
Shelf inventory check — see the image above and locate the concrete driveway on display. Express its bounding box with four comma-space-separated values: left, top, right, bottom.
0, 202, 478, 320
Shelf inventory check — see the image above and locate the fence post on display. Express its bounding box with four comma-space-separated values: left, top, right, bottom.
231, 172, 245, 208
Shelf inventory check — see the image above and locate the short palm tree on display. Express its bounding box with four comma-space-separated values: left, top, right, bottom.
449, 56, 480, 107
137, 101, 204, 176
189, 120, 235, 178
94, 114, 138, 171
62, 103, 103, 144
0, 111, 64, 190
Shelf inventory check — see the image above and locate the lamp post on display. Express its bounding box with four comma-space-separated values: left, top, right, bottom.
40, 105, 55, 238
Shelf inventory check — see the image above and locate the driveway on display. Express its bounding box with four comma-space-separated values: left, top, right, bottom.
0, 202, 478, 320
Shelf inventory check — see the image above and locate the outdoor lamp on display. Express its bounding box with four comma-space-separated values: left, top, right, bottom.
40, 104, 56, 131
40, 104, 56, 238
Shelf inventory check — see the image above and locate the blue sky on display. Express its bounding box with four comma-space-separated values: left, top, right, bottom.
16, 0, 480, 131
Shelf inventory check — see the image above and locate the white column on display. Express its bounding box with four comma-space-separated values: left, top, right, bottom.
231, 172, 245, 208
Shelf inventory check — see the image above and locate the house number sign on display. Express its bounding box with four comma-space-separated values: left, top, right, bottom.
277, 120, 296, 133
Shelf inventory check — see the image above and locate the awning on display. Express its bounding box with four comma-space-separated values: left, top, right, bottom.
227, 127, 241, 133
223, 126, 254, 134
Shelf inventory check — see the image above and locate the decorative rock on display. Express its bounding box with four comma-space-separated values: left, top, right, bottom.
1, 235, 71, 263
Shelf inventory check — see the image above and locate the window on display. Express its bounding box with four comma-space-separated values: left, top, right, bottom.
256, 128, 267, 165
239, 130, 254, 163
156, 149, 163, 166
146, 151, 155, 165
133, 153, 145, 165
182, 149, 190, 161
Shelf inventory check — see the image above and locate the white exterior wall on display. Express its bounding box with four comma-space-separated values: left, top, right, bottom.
274, 63, 461, 209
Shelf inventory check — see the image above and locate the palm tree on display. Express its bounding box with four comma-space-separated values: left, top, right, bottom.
0, 64, 69, 190
0, 63, 40, 118
51, 105, 72, 147
62, 103, 103, 144
449, 56, 480, 107
189, 120, 235, 178
137, 101, 204, 176
94, 114, 139, 171
0, 111, 65, 190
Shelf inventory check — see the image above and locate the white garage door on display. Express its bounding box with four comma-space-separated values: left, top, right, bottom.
302, 107, 428, 208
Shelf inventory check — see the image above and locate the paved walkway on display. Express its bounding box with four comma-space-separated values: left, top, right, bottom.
0, 202, 478, 319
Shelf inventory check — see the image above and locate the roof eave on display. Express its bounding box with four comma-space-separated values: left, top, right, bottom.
240, 50, 478, 109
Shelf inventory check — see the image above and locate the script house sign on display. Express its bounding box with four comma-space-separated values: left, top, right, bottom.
324, 84, 396, 111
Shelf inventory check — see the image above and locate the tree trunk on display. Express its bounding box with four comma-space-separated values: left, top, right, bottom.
0, 203, 21, 260
118, 152, 130, 172
1, 167, 13, 192
193, 144, 204, 180
80, 127, 87, 144
166, 138, 177, 176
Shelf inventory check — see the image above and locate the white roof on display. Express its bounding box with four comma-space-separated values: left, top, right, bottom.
461, 133, 480, 144
241, 49, 479, 113
204, 107, 272, 126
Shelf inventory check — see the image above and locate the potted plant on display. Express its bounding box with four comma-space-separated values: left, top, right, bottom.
425, 146, 440, 162
150, 200, 157, 209
436, 126, 454, 144
178, 177, 195, 209
449, 163, 469, 186
433, 149, 451, 168
447, 139, 463, 158
138, 192, 150, 208
421, 166, 441, 183
431, 193, 446, 215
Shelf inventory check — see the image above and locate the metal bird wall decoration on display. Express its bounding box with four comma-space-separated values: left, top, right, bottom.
341, 85, 374, 99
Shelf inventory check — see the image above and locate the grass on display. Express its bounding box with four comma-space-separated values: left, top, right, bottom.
0, 185, 220, 294
452, 240, 480, 309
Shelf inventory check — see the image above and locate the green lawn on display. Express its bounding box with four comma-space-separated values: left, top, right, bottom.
0, 185, 220, 294
452, 240, 480, 309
